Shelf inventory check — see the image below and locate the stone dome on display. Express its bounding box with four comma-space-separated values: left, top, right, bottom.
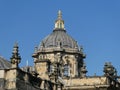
39, 29, 78, 49
38, 11, 78, 50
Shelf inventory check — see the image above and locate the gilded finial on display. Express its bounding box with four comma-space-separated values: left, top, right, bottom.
54, 10, 65, 30
58, 10, 62, 20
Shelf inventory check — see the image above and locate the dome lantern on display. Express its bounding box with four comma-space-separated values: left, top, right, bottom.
54, 10, 65, 30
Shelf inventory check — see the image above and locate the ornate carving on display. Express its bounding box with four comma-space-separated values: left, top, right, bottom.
10, 43, 21, 67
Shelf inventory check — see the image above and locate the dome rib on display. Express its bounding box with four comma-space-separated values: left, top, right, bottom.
39, 29, 78, 50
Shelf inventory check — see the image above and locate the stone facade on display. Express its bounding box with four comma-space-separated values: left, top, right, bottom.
0, 43, 41, 90
0, 11, 120, 90
0, 68, 42, 90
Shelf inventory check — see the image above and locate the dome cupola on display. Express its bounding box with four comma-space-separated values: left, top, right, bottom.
33, 11, 86, 79
38, 10, 79, 52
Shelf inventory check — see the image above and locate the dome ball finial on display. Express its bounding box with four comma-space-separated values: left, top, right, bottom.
58, 10, 62, 20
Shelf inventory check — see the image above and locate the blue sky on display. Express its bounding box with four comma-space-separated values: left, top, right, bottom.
0, 0, 120, 76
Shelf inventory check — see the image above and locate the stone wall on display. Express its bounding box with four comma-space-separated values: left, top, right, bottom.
64, 77, 107, 86
63, 77, 109, 90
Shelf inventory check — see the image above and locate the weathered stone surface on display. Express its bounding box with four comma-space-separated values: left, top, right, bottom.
0, 11, 120, 90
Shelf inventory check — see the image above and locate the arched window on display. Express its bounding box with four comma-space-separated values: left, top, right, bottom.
64, 64, 70, 77
60, 22, 62, 28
